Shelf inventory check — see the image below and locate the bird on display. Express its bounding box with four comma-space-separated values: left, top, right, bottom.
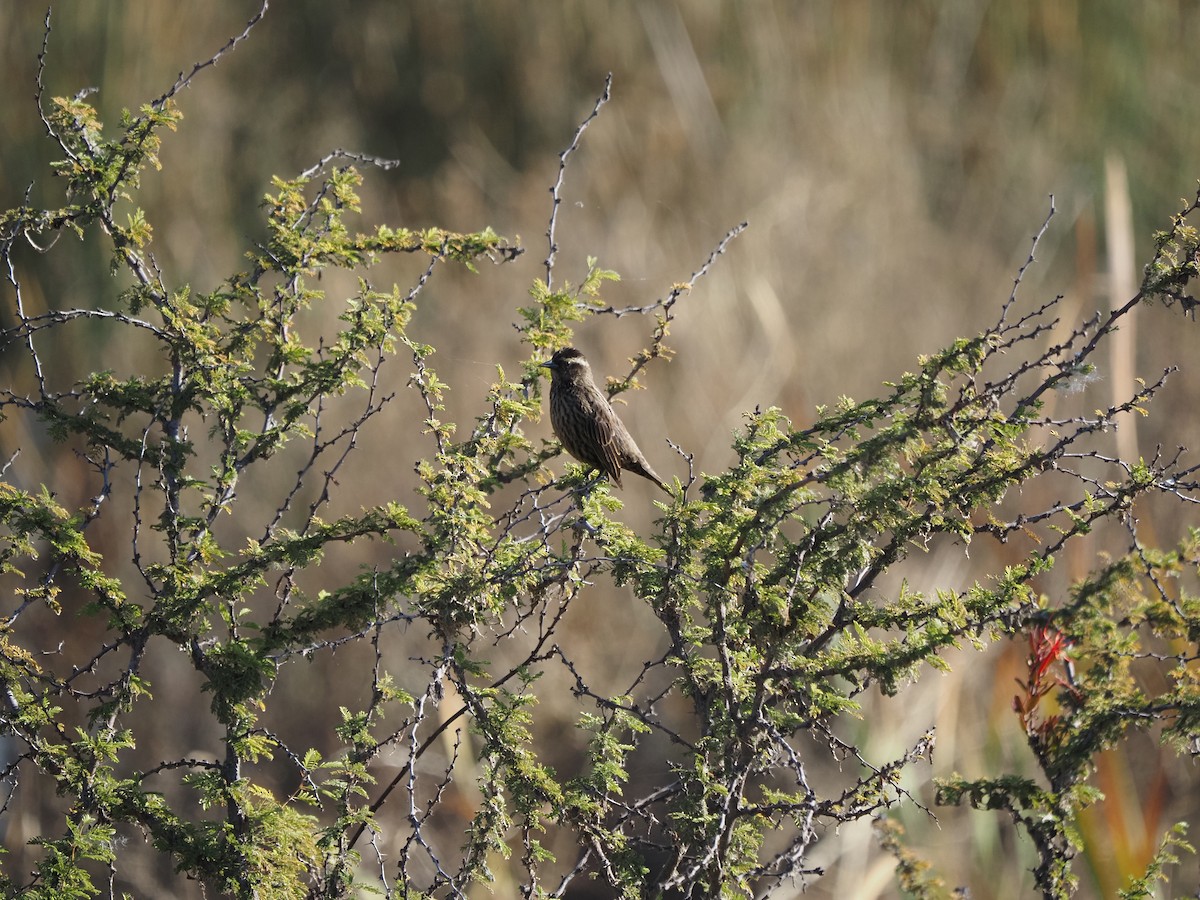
541, 347, 669, 492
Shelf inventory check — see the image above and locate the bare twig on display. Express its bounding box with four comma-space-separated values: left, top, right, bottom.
544, 73, 612, 290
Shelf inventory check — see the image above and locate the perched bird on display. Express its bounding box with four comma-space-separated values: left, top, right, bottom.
541, 347, 669, 492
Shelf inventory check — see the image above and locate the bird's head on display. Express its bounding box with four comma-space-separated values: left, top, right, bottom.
541, 347, 591, 379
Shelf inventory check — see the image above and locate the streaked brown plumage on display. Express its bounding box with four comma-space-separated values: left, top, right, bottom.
541, 347, 669, 492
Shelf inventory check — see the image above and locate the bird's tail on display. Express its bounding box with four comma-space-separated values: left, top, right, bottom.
629, 461, 670, 494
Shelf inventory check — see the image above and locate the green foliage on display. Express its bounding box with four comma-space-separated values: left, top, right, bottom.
937, 527, 1200, 898
1142, 190, 1200, 316
874, 818, 957, 900
1118, 823, 1193, 900
2, 15, 1200, 900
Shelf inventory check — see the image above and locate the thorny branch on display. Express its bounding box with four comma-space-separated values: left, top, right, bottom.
544, 73, 613, 290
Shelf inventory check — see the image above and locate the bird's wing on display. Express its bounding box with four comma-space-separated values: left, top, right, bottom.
591, 399, 625, 486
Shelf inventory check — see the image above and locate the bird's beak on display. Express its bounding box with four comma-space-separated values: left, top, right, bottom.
540, 360, 554, 370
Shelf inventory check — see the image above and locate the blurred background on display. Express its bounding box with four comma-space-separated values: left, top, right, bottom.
2, 2, 1199, 896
